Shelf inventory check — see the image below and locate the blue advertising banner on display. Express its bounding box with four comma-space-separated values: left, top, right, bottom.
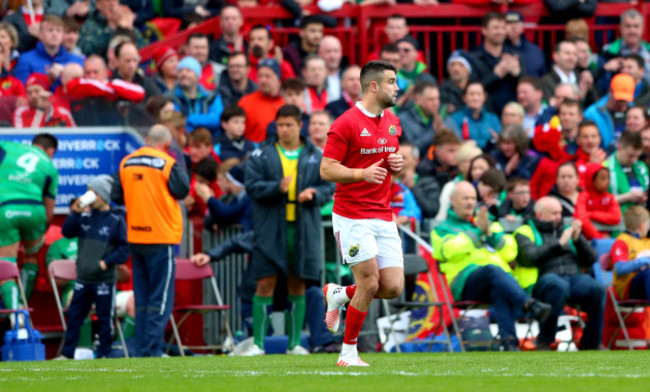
0, 127, 145, 213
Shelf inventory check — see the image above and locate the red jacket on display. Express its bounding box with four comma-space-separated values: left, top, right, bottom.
66, 78, 145, 102
0, 74, 25, 97
13, 103, 76, 128
574, 164, 622, 240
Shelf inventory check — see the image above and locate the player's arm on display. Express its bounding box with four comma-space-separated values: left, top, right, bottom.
43, 197, 55, 226
320, 157, 387, 185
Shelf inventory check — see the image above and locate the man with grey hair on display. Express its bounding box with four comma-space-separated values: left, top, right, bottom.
318, 35, 344, 103
326, 65, 361, 119
602, 9, 650, 85
112, 124, 190, 357
514, 196, 604, 351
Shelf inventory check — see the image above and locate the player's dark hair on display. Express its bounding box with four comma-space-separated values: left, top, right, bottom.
32, 133, 58, 151
221, 105, 246, 123
620, 130, 642, 150
479, 168, 506, 193
276, 104, 302, 123
193, 157, 218, 183
360, 61, 397, 93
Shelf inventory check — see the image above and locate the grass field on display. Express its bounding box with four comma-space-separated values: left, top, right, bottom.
1, 352, 649, 392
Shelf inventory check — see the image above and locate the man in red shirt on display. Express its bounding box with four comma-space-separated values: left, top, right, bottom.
13, 73, 75, 128
239, 59, 285, 143
320, 61, 404, 366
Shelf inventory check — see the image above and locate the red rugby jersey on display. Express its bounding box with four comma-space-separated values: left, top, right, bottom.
323, 102, 402, 222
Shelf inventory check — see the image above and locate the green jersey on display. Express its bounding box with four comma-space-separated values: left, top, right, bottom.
46, 237, 78, 265
0, 141, 58, 204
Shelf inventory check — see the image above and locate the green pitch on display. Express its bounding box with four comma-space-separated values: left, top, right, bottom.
1, 352, 648, 392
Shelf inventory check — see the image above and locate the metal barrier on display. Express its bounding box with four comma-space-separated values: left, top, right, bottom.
201, 219, 341, 344
140, 3, 649, 76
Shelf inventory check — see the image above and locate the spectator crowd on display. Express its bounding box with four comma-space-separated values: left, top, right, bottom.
2, 0, 650, 356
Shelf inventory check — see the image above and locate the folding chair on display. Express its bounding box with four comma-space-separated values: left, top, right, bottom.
596, 252, 650, 350
0, 261, 34, 327
381, 254, 461, 353
48, 259, 129, 358
167, 259, 234, 356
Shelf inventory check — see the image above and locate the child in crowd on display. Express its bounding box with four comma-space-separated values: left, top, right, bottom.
477, 168, 506, 219
62, 17, 83, 57
191, 157, 221, 214
214, 105, 256, 162
57, 175, 130, 359
610, 206, 650, 300
499, 177, 534, 221
185, 128, 221, 210
390, 174, 422, 226
574, 164, 622, 240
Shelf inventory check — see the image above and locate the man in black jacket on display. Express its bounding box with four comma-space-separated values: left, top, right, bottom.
218, 52, 257, 108
471, 12, 523, 115
209, 5, 245, 65
243, 104, 334, 356
515, 197, 606, 350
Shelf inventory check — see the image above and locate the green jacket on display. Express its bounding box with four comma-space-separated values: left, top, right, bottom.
603, 154, 649, 212
602, 38, 650, 57
431, 209, 518, 301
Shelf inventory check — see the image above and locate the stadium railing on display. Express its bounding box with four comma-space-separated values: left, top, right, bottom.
139, 3, 649, 82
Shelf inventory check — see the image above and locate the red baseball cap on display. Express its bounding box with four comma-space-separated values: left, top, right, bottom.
26, 73, 50, 91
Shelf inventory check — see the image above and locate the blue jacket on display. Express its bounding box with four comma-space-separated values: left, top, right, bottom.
492, 149, 541, 180
61, 209, 130, 284
583, 94, 625, 150
506, 36, 547, 79
392, 182, 422, 221
451, 106, 502, 149
165, 84, 224, 136
207, 192, 253, 232
13, 42, 84, 85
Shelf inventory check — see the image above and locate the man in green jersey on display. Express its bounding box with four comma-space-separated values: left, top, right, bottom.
0, 133, 58, 321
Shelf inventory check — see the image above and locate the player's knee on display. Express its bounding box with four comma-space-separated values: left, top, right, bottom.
381, 284, 402, 299
361, 278, 380, 298
256, 277, 276, 296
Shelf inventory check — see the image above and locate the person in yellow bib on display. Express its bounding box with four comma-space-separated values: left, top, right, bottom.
241, 105, 334, 356
112, 125, 190, 357
431, 181, 551, 351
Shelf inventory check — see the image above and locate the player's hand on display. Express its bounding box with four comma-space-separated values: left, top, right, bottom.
280, 176, 292, 193
298, 188, 317, 203
99, 260, 107, 271
387, 153, 403, 173
362, 159, 387, 184
191, 253, 211, 267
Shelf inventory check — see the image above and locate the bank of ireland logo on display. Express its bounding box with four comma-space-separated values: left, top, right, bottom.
388, 125, 397, 135
349, 244, 359, 257
378, 137, 387, 145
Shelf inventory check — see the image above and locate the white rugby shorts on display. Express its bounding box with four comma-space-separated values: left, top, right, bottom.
332, 212, 403, 270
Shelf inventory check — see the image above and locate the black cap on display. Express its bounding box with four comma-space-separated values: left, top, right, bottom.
396, 35, 419, 51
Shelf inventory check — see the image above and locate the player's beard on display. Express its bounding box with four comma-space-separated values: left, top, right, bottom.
378, 87, 397, 109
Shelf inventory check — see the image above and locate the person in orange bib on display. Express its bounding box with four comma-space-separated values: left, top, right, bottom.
112, 125, 190, 357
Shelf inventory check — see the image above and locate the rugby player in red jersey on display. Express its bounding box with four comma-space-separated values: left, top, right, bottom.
320, 61, 404, 366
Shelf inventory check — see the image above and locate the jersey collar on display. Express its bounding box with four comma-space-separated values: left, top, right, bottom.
355, 101, 384, 118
